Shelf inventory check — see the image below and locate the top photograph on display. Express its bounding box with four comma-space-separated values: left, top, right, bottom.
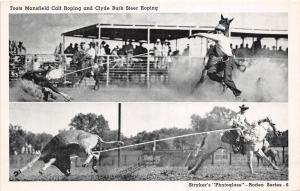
9, 13, 288, 102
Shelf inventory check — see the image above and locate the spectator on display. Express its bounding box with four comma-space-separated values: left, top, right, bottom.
79, 42, 86, 51
104, 44, 111, 55
73, 43, 79, 53
32, 56, 42, 71
134, 41, 147, 55
251, 37, 262, 54
154, 39, 162, 69
182, 44, 190, 56
124, 39, 134, 66
162, 40, 171, 68
64, 43, 73, 54
17, 41, 26, 55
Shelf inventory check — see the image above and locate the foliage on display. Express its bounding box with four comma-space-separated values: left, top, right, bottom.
266, 130, 288, 147
191, 106, 236, 132
69, 113, 110, 136
9, 124, 53, 155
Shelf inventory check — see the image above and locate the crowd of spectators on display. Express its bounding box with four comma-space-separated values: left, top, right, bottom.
63, 39, 175, 69
63, 40, 148, 57
231, 39, 288, 59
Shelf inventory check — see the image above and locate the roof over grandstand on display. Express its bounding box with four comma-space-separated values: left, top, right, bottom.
62, 23, 288, 42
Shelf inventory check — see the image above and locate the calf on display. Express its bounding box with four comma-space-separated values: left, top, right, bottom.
13, 130, 124, 177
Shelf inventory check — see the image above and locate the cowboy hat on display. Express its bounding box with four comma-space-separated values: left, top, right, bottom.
239, 104, 249, 111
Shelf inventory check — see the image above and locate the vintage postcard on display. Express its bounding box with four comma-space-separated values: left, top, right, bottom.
1, 0, 299, 191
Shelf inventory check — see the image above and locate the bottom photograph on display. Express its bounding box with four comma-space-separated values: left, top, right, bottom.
9, 102, 288, 181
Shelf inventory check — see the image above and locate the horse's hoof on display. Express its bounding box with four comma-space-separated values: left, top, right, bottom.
92, 167, 98, 173
82, 164, 87, 167
188, 170, 196, 175
13, 170, 21, 177
273, 166, 279, 170
38, 170, 43, 175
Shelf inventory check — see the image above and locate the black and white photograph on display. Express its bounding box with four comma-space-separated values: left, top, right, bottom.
9, 13, 288, 102
9, 102, 288, 181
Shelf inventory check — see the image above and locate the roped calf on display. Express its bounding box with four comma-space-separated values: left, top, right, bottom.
13, 130, 124, 177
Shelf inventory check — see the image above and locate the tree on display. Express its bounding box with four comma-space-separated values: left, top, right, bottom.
9, 124, 53, 155
9, 124, 26, 155
190, 107, 236, 132
69, 113, 110, 136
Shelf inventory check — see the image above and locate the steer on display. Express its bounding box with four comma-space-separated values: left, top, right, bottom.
13, 130, 124, 177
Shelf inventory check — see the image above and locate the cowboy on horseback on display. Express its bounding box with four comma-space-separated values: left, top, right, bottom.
231, 104, 250, 154
189, 14, 242, 99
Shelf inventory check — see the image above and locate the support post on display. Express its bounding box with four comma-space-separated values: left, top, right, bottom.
118, 103, 121, 167
106, 55, 110, 86
62, 35, 66, 85
189, 29, 192, 66
229, 152, 232, 165
147, 28, 150, 88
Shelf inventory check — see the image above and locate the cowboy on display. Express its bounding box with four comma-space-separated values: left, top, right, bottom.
189, 24, 242, 98
86, 42, 96, 76
231, 104, 250, 153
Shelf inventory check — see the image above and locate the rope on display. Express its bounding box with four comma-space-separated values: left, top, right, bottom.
100, 127, 241, 153
63, 53, 149, 76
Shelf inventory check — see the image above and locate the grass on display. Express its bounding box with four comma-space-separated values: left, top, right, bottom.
10, 162, 288, 181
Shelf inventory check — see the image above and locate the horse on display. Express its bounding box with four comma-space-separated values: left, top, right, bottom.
190, 14, 245, 95
72, 51, 105, 90
21, 68, 71, 102
257, 146, 280, 167
186, 117, 279, 174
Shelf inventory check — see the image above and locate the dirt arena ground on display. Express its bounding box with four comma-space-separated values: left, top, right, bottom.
10, 162, 288, 181
9, 81, 277, 102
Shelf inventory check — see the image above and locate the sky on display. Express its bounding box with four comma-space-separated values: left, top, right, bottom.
9, 13, 288, 54
10, 103, 288, 137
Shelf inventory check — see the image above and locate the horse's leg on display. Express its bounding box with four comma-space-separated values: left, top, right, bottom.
247, 150, 254, 174
256, 155, 260, 167
256, 149, 279, 170
188, 150, 215, 175
93, 72, 100, 90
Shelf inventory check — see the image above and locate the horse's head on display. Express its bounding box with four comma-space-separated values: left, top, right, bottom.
215, 14, 234, 37
258, 117, 278, 137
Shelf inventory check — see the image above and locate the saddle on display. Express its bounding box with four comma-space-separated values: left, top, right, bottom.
222, 129, 246, 155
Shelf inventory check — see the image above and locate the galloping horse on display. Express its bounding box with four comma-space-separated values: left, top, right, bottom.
72, 51, 105, 90
186, 117, 279, 174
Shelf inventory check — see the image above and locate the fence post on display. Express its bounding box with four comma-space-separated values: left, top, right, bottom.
124, 155, 127, 166
211, 152, 215, 165
282, 146, 285, 164
153, 141, 156, 165
106, 55, 110, 87
229, 152, 232, 165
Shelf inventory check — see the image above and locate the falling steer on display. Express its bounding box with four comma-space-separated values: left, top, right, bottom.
13, 130, 124, 177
